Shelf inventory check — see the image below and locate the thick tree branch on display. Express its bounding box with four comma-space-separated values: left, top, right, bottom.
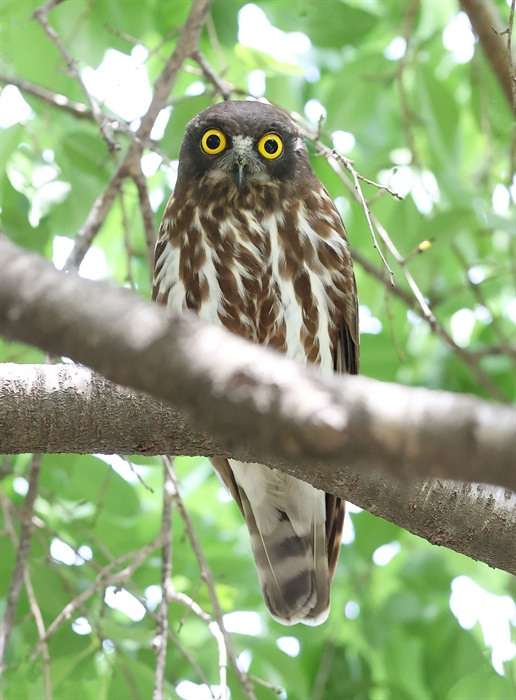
0, 364, 514, 575
460, 0, 515, 112
1, 236, 515, 492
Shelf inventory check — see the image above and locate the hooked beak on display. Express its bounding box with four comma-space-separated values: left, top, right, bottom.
233, 151, 250, 190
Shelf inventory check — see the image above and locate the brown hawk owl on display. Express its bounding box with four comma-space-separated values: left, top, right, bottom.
152, 100, 359, 625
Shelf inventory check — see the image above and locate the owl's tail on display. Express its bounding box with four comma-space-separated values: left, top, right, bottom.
230, 461, 341, 626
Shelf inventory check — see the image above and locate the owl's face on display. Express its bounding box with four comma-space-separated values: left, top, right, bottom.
176, 101, 313, 195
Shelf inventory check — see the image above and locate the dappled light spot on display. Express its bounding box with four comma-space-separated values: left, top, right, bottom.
104, 586, 146, 622
236, 649, 252, 673
223, 610, 263, 635
442, 13, 475, 63
468, 266, 486, 285
50, 538, 89, 566
176, 680, 224, 700
492, 183, 511, 215
372, 541, 401, 567
359, 305, 382, 335
332, 130, 356, 155
238, 4, 311, 66
82, 48, 152, 121
144, 584, 162, 611
0, 85, 33, 128
345, 601, 360, 620
72, 617, 92, 635
450, 308, 476, 347
450, 576, 516, 675
342, 510, 355, 545
276, 635, 300, 657
304, 98, 326, 124
12, 477, 29, 496
384, 36, 407, 61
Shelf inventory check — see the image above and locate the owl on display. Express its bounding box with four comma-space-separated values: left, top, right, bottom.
152, 100, 359, 625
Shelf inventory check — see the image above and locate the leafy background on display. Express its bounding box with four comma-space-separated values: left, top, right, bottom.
0, 0, 515, 698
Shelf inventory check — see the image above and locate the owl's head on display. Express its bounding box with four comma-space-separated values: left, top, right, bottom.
176, 101, 314, 196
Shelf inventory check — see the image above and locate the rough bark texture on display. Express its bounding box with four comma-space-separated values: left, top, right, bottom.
0, 363, 515, 575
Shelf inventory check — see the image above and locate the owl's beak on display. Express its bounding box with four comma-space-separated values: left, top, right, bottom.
233, 152, 250, 190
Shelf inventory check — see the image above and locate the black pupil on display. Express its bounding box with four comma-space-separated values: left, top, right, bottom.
264, 138, 278, 154
206, 134, 221, 150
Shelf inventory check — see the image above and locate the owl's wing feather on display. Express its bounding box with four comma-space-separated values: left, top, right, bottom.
325, 318, 359, 582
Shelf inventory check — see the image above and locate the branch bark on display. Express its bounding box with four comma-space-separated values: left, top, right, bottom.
460, 0, 515, 112
0, 364, 515, 575
1, 236, 515, 493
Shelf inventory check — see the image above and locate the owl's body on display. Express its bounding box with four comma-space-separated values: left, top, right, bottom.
153, 101, 358, 625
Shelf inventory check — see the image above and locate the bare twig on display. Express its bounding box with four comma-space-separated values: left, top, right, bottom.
31, 0, 119, 151
0, 72, 93, 120
0, 454, 42, 674
167, 588, 227, 700
191, 50, 232, 100
451, 242, 514, 355
0, 491, 52, 699
152, 463, 173, 700
24, 570, 52, 700
120, 188, 137, 288
396, 0, 421, 164
34, 533, 165, 654
63, 167, 123, 272
329, 149, 395, 284
132, 164, 158, 274
164, 458, 258, 700
289, 109, 399, 281
62, 0, 212, 271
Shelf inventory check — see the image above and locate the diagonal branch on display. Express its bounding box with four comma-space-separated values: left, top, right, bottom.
1, 235, 515, 491
0, 454, 43, 674
62, 0, 212, 271
460, 0, 515, 112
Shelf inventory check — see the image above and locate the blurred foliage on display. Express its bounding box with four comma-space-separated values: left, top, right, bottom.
0, 0, 515, 699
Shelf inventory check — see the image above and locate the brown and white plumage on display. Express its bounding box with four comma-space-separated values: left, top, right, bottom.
152, 100, 359, 625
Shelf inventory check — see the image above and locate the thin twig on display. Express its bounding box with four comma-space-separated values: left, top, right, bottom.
351, 244, 509, 402
300, 126, 510, 403
131, 164, 158, 275
0, 454, 42, 675
63, 167, 123, 272
62, 0, 212, 271
168, 589, 227, 700
152, 463, 174, 700
163, 457, 258, 700
24, 570, 52, 700
0, 491, 52, 699
34, 533, 165, 654
31, 0, 119, 152
330, 149, 395, 284
0, 72, 94, 120
120, 187, 137, 288
396, 0, 421, 164
451, 242, 514, 355
191, 50, 232, 100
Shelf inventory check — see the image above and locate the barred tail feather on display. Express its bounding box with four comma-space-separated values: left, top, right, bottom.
229, 461, 334, 626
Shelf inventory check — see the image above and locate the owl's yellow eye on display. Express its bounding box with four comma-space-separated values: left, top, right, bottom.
257, 133, 283, 159
201, 128, 227, 155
